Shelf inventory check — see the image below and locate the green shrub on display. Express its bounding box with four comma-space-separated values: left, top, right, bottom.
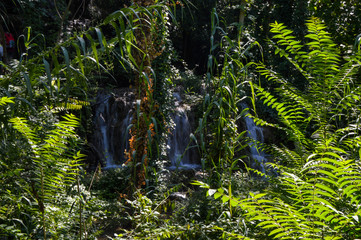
206, 17, 361, 239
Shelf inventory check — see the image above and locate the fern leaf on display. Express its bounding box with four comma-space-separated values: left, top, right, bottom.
0, 96, 14, 106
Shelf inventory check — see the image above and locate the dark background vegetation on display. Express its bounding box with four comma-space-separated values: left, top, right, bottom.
1, 0, 361, 239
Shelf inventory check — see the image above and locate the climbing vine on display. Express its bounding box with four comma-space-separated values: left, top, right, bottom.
125, 0, 167, 191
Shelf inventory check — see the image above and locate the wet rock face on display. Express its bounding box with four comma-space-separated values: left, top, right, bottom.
88, 89, 134, 169
169, 192, 188, 201
168, 93, 200, 169
87, 89, 202, 170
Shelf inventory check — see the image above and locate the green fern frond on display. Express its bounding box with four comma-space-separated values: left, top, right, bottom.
0, 96, 14, 106
9, 114, 83, 236
271, 145, 305, 168
255, 85, 310, 147
240, 152, 361, 238
55, 98, 90, 111
237, 17, 361, 239
9, 117, 38, 145
269, 21, 304, 58
256, 86, 305, 122
245, 193, 309, 239
256, 64, 315, 116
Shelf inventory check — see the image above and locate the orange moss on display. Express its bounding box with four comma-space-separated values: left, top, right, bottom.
124, 0, 166, 192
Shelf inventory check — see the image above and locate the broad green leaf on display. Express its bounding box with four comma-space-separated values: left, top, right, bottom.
214, 192, 222, 200
230, 198, 239, 207
222, 195, 230, 203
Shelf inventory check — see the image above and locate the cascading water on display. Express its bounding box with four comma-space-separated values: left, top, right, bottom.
90, 90, 200, 170
241, 103, 268, 173
168, 93, 200, 170
90, 89, 133, 169
95, 94, 115, 168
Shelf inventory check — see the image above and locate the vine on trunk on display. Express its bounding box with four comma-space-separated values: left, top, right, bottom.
125, 0, 164, 191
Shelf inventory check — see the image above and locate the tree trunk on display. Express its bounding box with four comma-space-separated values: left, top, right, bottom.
126, 0, 160, 191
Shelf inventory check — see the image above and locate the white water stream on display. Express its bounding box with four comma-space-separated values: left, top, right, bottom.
94, 92, 133, 169
241, 103, 268, 173
94, 91, 201, 170
168, 93, 200, 170
96, 95, 116, 168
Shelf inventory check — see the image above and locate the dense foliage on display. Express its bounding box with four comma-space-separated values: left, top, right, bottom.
1, 0, 361, 239
203, 17, 361, 239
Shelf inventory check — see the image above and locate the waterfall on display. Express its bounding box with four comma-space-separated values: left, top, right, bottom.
90, 90, 201, 170
168, 93, 200, 170
241, 103, 268, 173
91, 90, 133, 169
95, 94, 115, 168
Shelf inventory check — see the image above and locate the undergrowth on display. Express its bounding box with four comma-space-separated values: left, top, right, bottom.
2, 2, 361, 240
203, 17, 361, 239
